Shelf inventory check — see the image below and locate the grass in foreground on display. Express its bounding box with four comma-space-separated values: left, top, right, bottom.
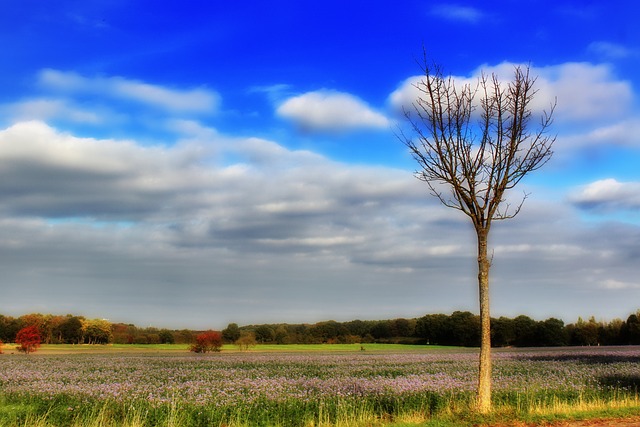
1, 392, 639, 427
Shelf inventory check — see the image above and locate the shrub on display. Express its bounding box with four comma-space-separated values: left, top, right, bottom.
16, 325, 42, 354
0, 338, 3, 354
235, 331, 257, 351
189, 331, 223, 353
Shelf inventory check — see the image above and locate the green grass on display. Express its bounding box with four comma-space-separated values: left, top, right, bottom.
2, 392, 638, 427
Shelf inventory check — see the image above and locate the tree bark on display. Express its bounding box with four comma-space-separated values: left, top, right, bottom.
477, 227, 492, 413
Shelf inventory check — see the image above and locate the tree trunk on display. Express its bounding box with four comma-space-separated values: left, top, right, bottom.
476, 227, 492, 413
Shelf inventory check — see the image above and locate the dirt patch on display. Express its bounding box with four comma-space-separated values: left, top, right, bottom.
551, 417, 640, 427
485, 417, 640, 427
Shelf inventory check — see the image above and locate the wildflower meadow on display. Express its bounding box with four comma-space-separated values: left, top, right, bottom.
0, 346, 639, 426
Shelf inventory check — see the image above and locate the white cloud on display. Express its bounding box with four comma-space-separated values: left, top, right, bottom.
588, 41, 637, 60
569, 178, 640, 212
8, 99, 103, 124
430, 4, 484, 23
390, 62, 633, 124
248, 84, 293, 104
534, 62, 633, 122
560, 119, 640, 149
39, 69, 220, 114
277, 90, 390, 132
585, 119, 640, 146
389, 74, 476, 115
112, 79, 217, 113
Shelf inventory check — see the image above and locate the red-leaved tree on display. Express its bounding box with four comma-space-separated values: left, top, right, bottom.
16, 325, 42, 354
0, 339, 4, 354
189, 331, 223, 353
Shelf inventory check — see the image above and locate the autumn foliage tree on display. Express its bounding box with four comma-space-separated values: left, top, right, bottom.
235, 331, 257, 351
400, 55, 555, 413
16, 325, 42, 354
189, 331, 223, 353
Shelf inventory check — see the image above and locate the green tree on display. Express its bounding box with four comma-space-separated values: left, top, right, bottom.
447, 311, 480, 347
400, 56, 555, 412
513, 315, 537, 347
274, 325, 289, 344
370, 320, 392, 340
254, 325, 276, 343
416, 313, 448, 345
535, 318, 568, 346
159, 329, 175, 344
49, 315, 68, 344
390, 318, 413, 337
622, 313, 640, 345
222, 323, 241, 343
570, 317, 599, 346
59, 315, 84, 344
491, 316, 515, 347
599, 318, 624, 345
0, 315, 21, 343
310, 321, 348, 343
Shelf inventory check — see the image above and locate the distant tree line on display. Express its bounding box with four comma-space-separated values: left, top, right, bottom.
2, 310, 640, 348
223, 311, 640, 347
0, 313, 189, 345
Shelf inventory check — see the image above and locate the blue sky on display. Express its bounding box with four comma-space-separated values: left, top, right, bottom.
0, 1, 639, 329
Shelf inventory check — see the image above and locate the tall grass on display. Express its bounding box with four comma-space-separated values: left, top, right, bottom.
1, 390, 639, 426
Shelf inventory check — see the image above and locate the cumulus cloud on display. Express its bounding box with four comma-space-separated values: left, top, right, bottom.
534, 62, 633, 121
390, 62, 633, 124
569, 178, 640, 212
39, 69, 220, 113
277, 90, 390, 132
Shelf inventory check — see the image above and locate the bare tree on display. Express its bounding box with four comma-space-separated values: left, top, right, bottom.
400, 57, 555, 413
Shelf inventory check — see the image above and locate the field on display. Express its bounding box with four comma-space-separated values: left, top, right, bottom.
0, 345, 639, 426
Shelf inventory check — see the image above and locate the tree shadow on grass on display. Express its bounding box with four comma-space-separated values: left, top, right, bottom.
597, 374, 640, 391
514, 351, 640, 365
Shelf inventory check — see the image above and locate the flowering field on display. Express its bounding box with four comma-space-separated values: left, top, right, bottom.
1, 346, 639, 426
